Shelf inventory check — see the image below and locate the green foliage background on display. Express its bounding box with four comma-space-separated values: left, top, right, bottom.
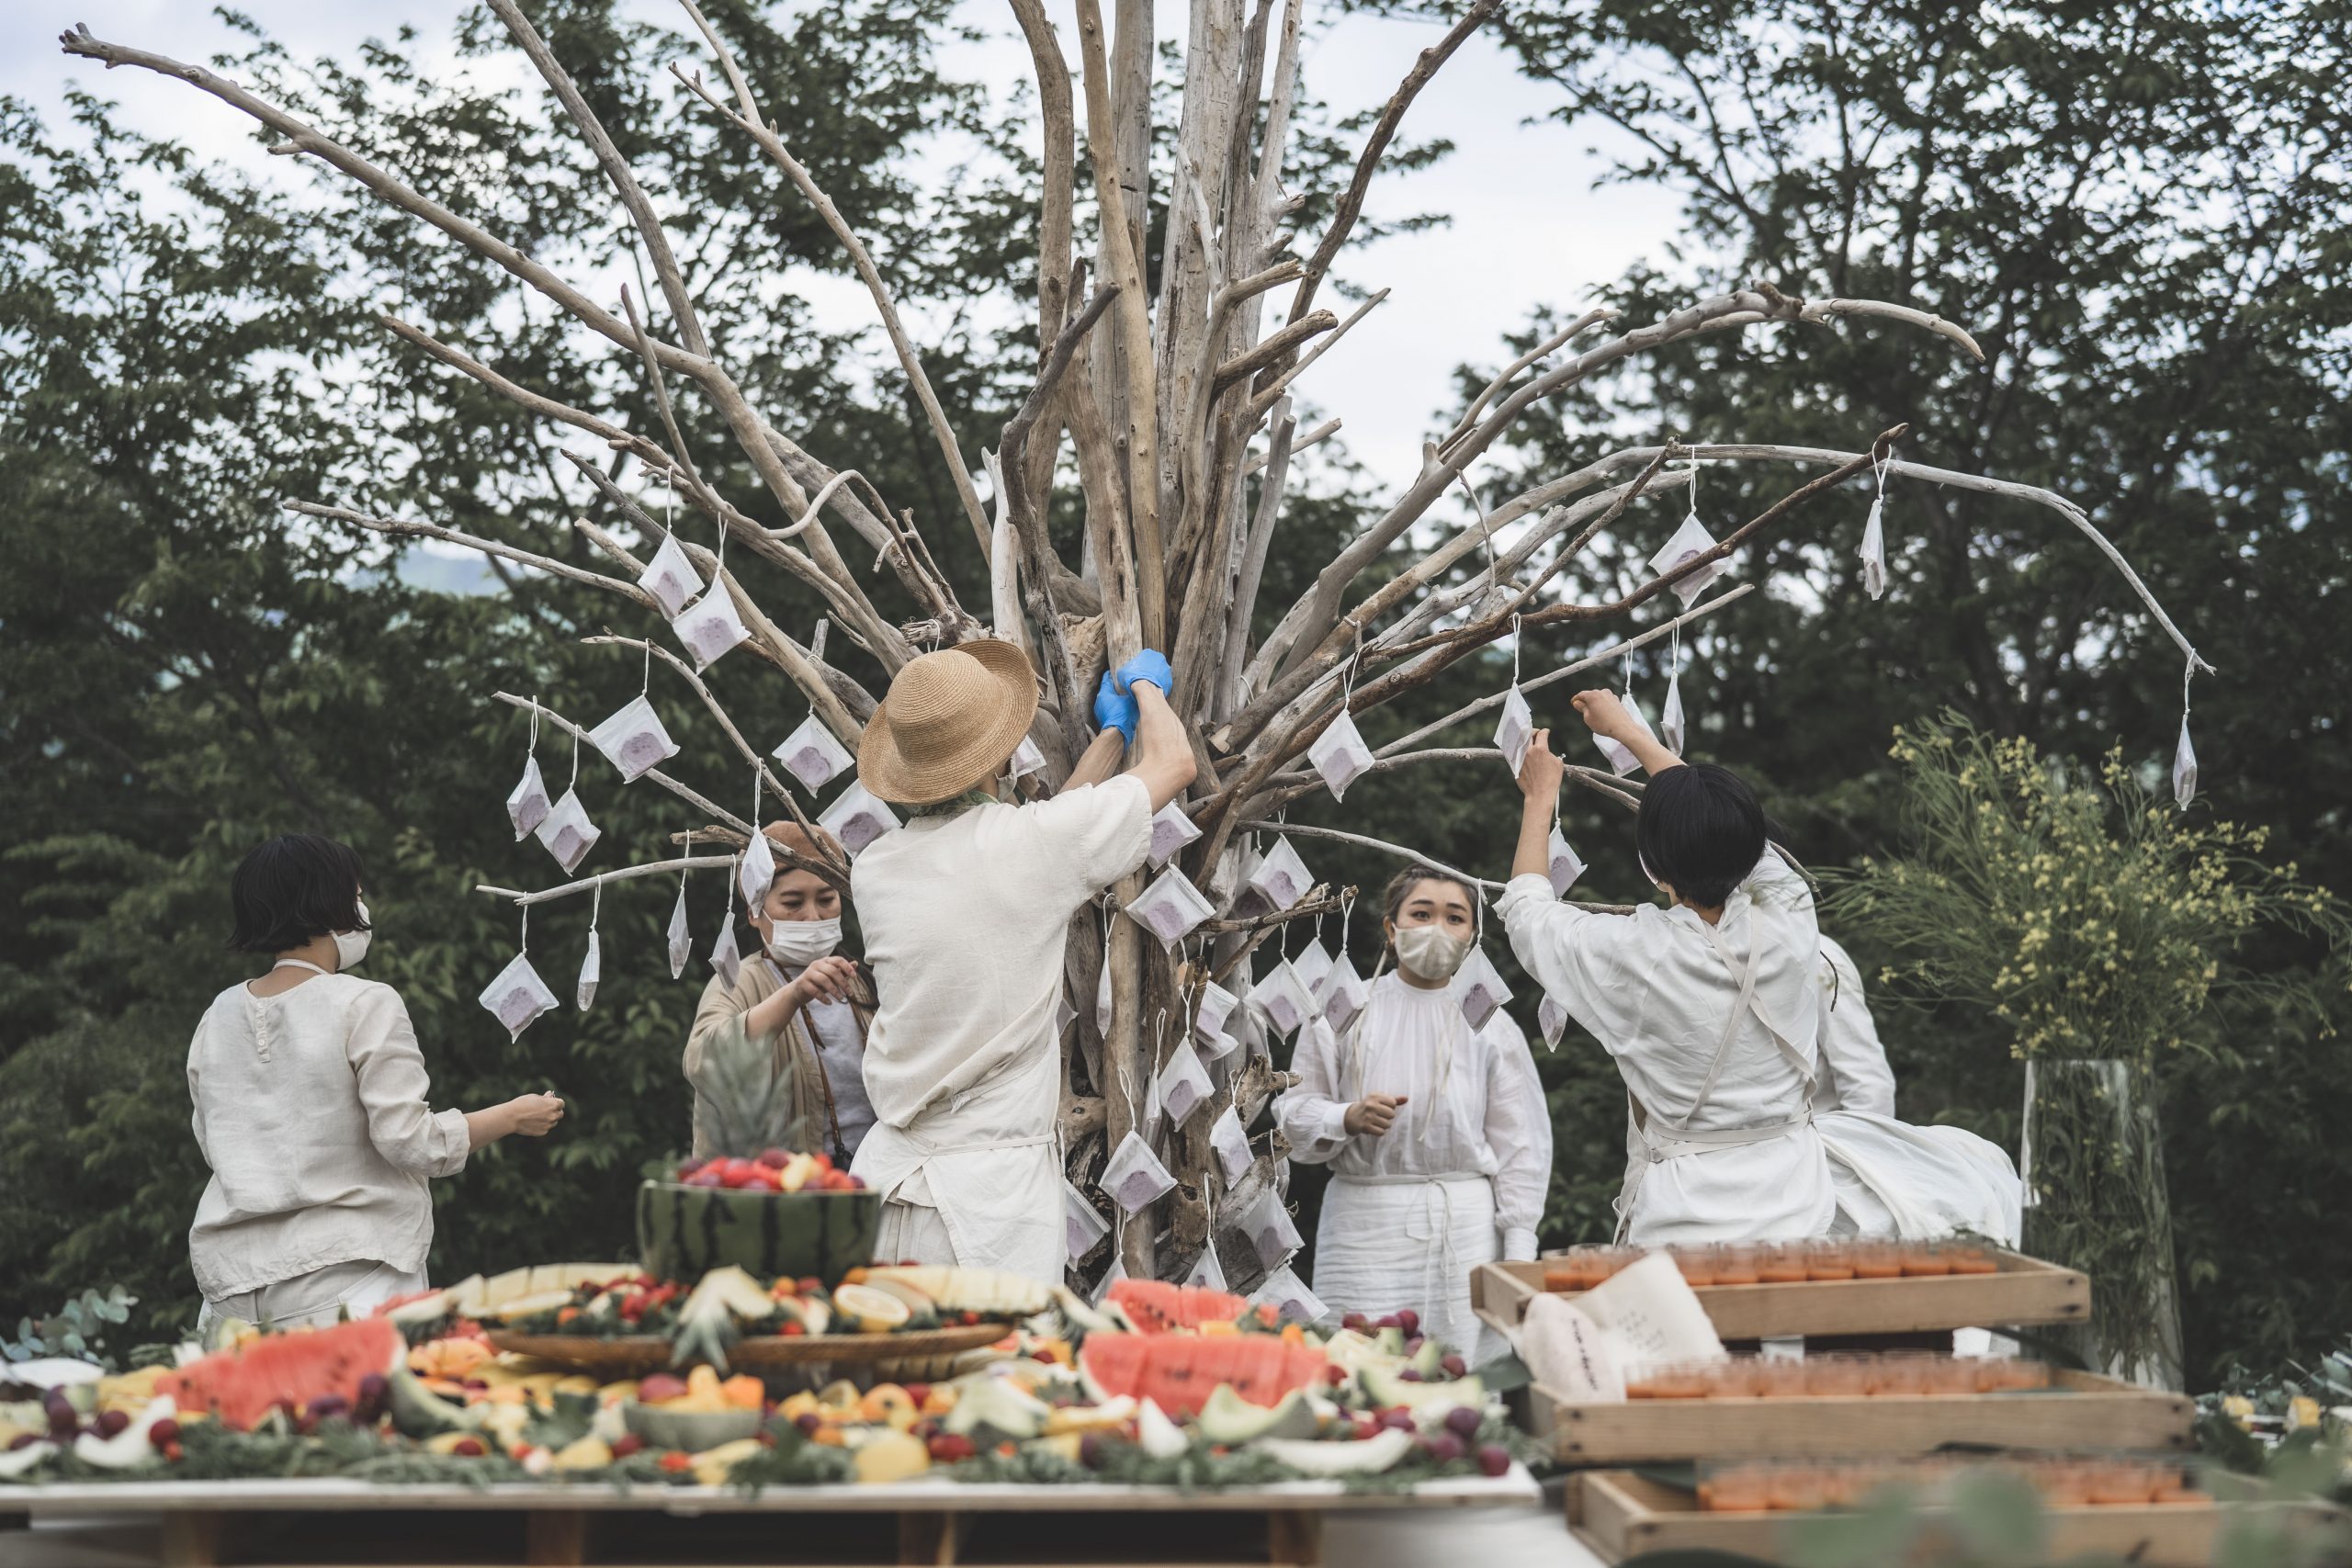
4, 0, 2346, 1391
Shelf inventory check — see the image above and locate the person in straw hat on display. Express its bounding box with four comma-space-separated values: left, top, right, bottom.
849, 639, 1195, 1280
684, 820, 876, 1166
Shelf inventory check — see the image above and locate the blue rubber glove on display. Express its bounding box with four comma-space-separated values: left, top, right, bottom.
1114, 649, 1174, 697
1093, 671, 1139, 745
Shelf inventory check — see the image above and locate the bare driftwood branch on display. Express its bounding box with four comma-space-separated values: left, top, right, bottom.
478, 855, 736, 908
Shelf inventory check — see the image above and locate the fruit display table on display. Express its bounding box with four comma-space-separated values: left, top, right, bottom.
3, 1469, 1543, 1567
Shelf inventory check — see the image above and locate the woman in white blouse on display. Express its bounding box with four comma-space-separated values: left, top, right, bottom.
1500, 699, 2015, 1247
188, 835, 564, 1332
1278, 869, 1553, 1361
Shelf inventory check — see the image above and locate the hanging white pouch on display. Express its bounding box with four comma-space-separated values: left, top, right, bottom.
1318, 956, 1370, 1036
1185, 1240, 1229, 1294
1593, 692, 1658, 777
576, 930, 601, 1010
1246, 835, 1313, 913
2174, 716, 2198, 810
737, 832, 775, 913
1242, 1184, 1304, 1269
535, 789, 602, 874
1660, 670, 1687, 757
1102, 1130, 1176, 1215
672, 583, 752, 671
1156, 1040, 1214, 1125
1148, 803, 1202, 869
1648, 510, 1729, 605
1199, 1027, 1242, 1063
1009, 736, 1047, 780
639, 531, 704, 618
1288, 939, 1333, 1000
1306, 710, 1375, 802
1210, 1104, 1254, 1182
1125, 866, 1215, 950
480, 947, 559, 1042
708, 919, 742, 989
1055, 990, 1078, 1039
1549, 825, 1587, 897
1250, 958, 1311, 1038
1494, 684, 1534, 776
1249, 1264, 1329, 1326
507, 756, 550, 841
1192, 978, 1239, 1045
590, 694, 680, 784
817, 781, 901, 855
1457, 946, 1512, 1031
1538, 994, 1568, 1052
1064, 1178, 1111, 1262
667, 883, 693, 979
1859, 495, 1888, 600
773, 713, 854, 794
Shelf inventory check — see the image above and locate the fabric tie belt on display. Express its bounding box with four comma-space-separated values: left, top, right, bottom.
1329, 1172, 1489, 1316
1640, 1111, 1814, 1164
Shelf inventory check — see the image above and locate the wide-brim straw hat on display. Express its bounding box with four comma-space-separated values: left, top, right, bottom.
856, 638, 1038, 806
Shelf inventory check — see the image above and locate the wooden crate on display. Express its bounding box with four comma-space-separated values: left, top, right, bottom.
1474, 1248, 2089, 1339
1568, 1470, 2288, 1567
1523, 1370, 2192, 1465
4, 1472, 1540, 1568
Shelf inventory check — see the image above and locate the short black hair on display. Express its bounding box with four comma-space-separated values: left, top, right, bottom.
229, 834, 369, 953
1635, 763, 1767, 909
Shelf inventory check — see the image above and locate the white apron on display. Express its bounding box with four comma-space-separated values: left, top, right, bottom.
1312, 1172, 1502, 1364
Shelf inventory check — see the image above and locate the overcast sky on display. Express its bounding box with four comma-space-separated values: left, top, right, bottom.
14, 1, 1682, 501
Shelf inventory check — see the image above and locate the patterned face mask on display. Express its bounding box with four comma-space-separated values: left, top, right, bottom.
1392, 923, 1470, 983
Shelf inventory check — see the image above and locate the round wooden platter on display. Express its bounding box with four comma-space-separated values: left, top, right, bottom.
485, 1321, 1012, 1374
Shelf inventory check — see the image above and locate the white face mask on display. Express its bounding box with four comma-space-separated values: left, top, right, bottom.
765, 915, 842, 969
1392, 923, 1471, 984
333, 899, 372, 972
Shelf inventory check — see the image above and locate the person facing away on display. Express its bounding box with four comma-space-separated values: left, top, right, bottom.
1499, 695, 2017, 1247
1812, 933, 1895, 1118
847, 641, 1196, 1281
188, 835, 563, 1333
685, 820, 877, 1165
1276, 866, 1552, 1362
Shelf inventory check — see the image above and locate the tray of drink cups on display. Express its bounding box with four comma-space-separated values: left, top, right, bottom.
1472, 1235, 2088, 1341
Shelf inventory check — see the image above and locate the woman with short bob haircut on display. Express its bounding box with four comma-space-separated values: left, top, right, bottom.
1500, 695, 2017, 1247
187, 834, 564, 1331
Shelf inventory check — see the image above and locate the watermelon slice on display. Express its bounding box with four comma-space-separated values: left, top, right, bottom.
159, 1318, 404, 1431
1076, 1331, 1329, 1417
1103, 1278, 1250, 1333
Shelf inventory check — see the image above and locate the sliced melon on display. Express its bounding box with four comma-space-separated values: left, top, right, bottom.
690, 1437, 767, 1487
1051, 1284, 1118, 1337
1255, 1427, 1414, 1476
1042, 1394, 1136, 1436
940, 1377, 1049, 1442
439, 1275, 490, 1318
1407, 1339, 1446, 1379
1372, 1326, 1408, 1359
490, 1290, 579, 1323
1196, 1385, 1317, 1444
831, 1283, 912, 1335
1135, 1396, 1190, 1461
387, 1365, 485, 1438
535, 1262, 637, 1293
1360, 1366, 1486, 1416
550, 1434, 614, 1471
0, 1439, 57, 1479
479, 1266, 536, 1307
862, 1266, 1051, 1318
861, 1276, 939, 1320
71, 1396, 175, 1470
384, 1289, 456, 1327
853, 1427, 931, 1483
623, 1402, 761, 1451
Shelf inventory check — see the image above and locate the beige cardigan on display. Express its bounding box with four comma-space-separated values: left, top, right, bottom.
684, 958, 873, 1161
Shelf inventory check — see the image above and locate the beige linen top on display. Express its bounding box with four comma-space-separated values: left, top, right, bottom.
683, 957, 874, 1161
187, 973, 469, 1300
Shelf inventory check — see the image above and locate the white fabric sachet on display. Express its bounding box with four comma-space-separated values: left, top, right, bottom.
1242, 1184, 1305, 1269
1495, 684, 1534, 776
1054, 990, 1078, 1039
1064, 1178, 1111, 1262
666, 884, 692, 978
1548, 825, 1587, 897
1211, 1104, 1254, 1182
1148, 803, 1202, 869
1520, 1294, 1626, 1404
576, 931, 600, 1010
1156, 1040, 1214, 1125
1319, 956, 1370, 1036
1287, 939, 1333, 1001
1101, 1131, 1176, 1215
1593, 692, 1658, 777
639, 531, 704, 618
773, 714, 853, 794
1250, 958, 1312, 1038
506, 756, 550, 841
1660, 670, 1687, 757
1859, 495, 1888, 600
2174, 716, 2199, 810
535, 790, 601, 874
1457, 947, 1512, 1031
736, 831, 775, 912
1125, 866, 1215, 950
1648, 510, 1729, 606
1249, 1264, 1329, 1327
1306, 709, 1375, 802
672, 584, 752, 671
479, 951, 559, 1042
1574, 1251, 1727, 1381
1094, 959, 1114, 1036
1245, 835, 1313, 914
1539, 994, 1568, 1052
708, 919, 741, 989
589, 694, 680, 784
1009, 736, 1047, 780
1192, 978, 1239, 1044
1141, 1051, 1163, 1136
1185, 1240, 1229, 1294
817, 781, 901, 856
1199, 1027, 1242, 1063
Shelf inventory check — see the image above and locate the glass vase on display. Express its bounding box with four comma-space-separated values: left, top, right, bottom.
2019, 1057, 2185, 1389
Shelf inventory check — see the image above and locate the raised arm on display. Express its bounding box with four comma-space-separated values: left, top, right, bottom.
1571, 688, 1683, 776
1512, 727, 1567, 881
1111, 652, 1196, 812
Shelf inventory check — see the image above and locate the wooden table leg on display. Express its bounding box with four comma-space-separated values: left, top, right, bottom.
1268, 1509, 1323, 1566
160, 1511, 225, 1568
526, 1509, 591, 1566
898, 1509, 964, 1564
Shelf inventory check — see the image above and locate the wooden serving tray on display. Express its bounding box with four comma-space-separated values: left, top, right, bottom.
1569, 1470, 2275, 1567
486, 1322, 1011, 1375
1473, 1247, 2089, 1339
1524, 1370, 2192, 1465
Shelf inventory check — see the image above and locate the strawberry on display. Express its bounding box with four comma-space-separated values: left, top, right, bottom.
756, 1147, 791, 1169
658, 1451, 693, 1472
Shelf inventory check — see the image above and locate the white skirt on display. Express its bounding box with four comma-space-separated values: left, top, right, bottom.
1309, 1173, 1501, 1364
1818, 1111, 2021, 1245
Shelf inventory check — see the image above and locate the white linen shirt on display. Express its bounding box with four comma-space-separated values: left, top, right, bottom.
1499, 851, 1835, 1243
850, 775, 1151, 1281
187, 975, 469, 1301
1812, 935, 1895, 1117
1276, 969, 1553, 1258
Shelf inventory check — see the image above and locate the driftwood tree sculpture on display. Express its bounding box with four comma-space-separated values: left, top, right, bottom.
60, 1, 2209, 1294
